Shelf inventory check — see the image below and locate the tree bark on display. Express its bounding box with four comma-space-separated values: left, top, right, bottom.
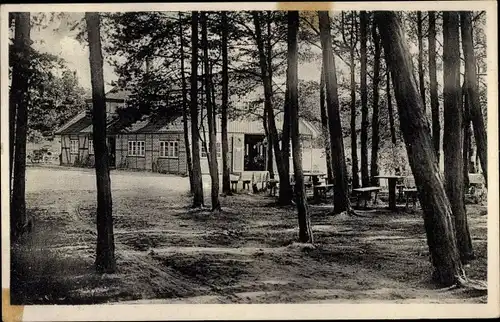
460, 12, 487, 187
349, 12, 360, 189
263, 108, 274, 179
221, 11, 231, 195
386, 70, 397, 145
10, 12, 31, 242
360, 11, 369, 187
320, 64, 334, 184
428, 11, 440, 162
85, 12, 116, 273
319, 11, 350, 214
201, 12, 221, 211
370, 21, 381, 186
288, 11, 313, 243
179, 13, 194, 193
417, 11, 426, 112
9, 12, 20, 186
252, 12, 292, 205
443, 12, 474, 262
375, 11, 465, 286
463, 79, 471, 191
190, 11, 204, 207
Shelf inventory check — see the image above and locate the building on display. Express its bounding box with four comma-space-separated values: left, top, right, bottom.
55, 88, 322, 175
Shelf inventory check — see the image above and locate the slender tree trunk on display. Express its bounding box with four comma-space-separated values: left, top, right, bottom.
264, 12, 275, 180
252, 12, 292, 205
376, 11, 465, 286
417, 11, 426, 112
360, 11, 369, 187
288, 11, 313, 243
428, 11, 440, 162
201, 12, 220, 211
386, 70, 397, 145
9, 12, 20, 186
263, 108, 274, 179
319, 11, 350, 214
221, 12, 231, 195
190, 11, 204, 207
443, 12, 474, 262
85, 12, 115, 273
10, 12, 31, 242
370, 22, 381, 186
349, 25, 359, 189
463, 79, 471, 191
320, 65, 334, 184
460, 12, 487, 187
179, 13, 194, 193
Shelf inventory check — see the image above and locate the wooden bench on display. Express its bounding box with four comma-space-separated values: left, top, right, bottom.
230, 172, 253, 192
313, 184, 334, 202
352, 186, 381, 208
252, 171, 270, 192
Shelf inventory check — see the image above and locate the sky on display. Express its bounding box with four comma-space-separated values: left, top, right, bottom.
30, 13, 324, 94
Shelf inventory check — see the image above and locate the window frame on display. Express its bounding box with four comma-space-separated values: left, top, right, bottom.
88, 139, 94, 155
128, 140, 145, 157
201, 142, 221, 159
70, 140, 79, 154
159, 140, 179, 159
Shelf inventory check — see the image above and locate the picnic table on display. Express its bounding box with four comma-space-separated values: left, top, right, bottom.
303, 172, 326, 201
375, 174, 405, 211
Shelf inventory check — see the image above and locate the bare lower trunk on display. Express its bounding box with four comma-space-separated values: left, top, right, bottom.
190, 11, 204, 207
428, 11, 440, 161
10, 12, 31, 242
417, 11, 426, 112
350, 43, 359, 189
443, 12, 474, 262
460, 12, 487, 187
253, 12, 291, 205
376, 11, 465, 286
320, 65, 334, 184
386, 71, 397, 146
319, 11, 350, 214
201, 12, 220, 211
288, 11, 313, 243
86, 12, 116, 273
179, 13, 194, 193
360, 11, 369, 187
370, 22, 381, 186
463, 81, 471, 191
221, 12, 231, 195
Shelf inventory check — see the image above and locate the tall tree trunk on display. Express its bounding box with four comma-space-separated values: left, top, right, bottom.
360, 10, 369, 187
190, 11, 204, 208
428, 11, 440, 162
386, 70, 397, 145
288, 11, 313, 243
264, 12, 275, 180
9, 12, 20, 186
376, 11, 465, 286
179, 13, 194, 193
460, 12, 487, 187
463, 79, 471, 191
201, 12, 220, 211
349, 13, 359, 189
319, 11, 350, 214
320, 64, 334, 184
370, 21, 381, 186
10, 12, 31, 242
262, 108, 274, 179
221, 11, 231, 195
252, 12, 292, 205
443, 12, 474, 262
417, 11, 426, 112
85, 12, 116, 273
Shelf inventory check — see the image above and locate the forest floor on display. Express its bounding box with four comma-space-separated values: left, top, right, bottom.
11, 166, 488, 304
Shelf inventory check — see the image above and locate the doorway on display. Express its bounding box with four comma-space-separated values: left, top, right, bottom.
244, 134, 266, 171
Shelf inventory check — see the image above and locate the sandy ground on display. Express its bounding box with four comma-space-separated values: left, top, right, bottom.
11, 166, 488, 304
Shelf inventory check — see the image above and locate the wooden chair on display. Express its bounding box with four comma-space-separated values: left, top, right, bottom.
403, 176, 418, 209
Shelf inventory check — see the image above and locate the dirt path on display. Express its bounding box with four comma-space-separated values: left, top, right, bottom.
11, 167, 488, 304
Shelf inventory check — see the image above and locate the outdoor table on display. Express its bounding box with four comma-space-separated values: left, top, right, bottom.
375, 175, 405, 211
303, 172, 326, 201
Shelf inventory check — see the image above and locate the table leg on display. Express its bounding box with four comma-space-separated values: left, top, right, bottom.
389, 178, 397, 210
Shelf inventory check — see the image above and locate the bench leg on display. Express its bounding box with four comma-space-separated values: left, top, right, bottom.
405, 194, 409, 209
356, 193, 361, 208
374, 191, 379, 205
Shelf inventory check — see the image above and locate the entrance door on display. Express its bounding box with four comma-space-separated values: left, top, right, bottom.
244, 134, 266, 171
107, 136, 116, 168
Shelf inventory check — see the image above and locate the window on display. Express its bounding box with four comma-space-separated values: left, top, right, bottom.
128, 141, 145, 156
160, 141, 179, 158
201, 142, 221, 158
88, 139, 94, 155
70, 140, 79, 154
